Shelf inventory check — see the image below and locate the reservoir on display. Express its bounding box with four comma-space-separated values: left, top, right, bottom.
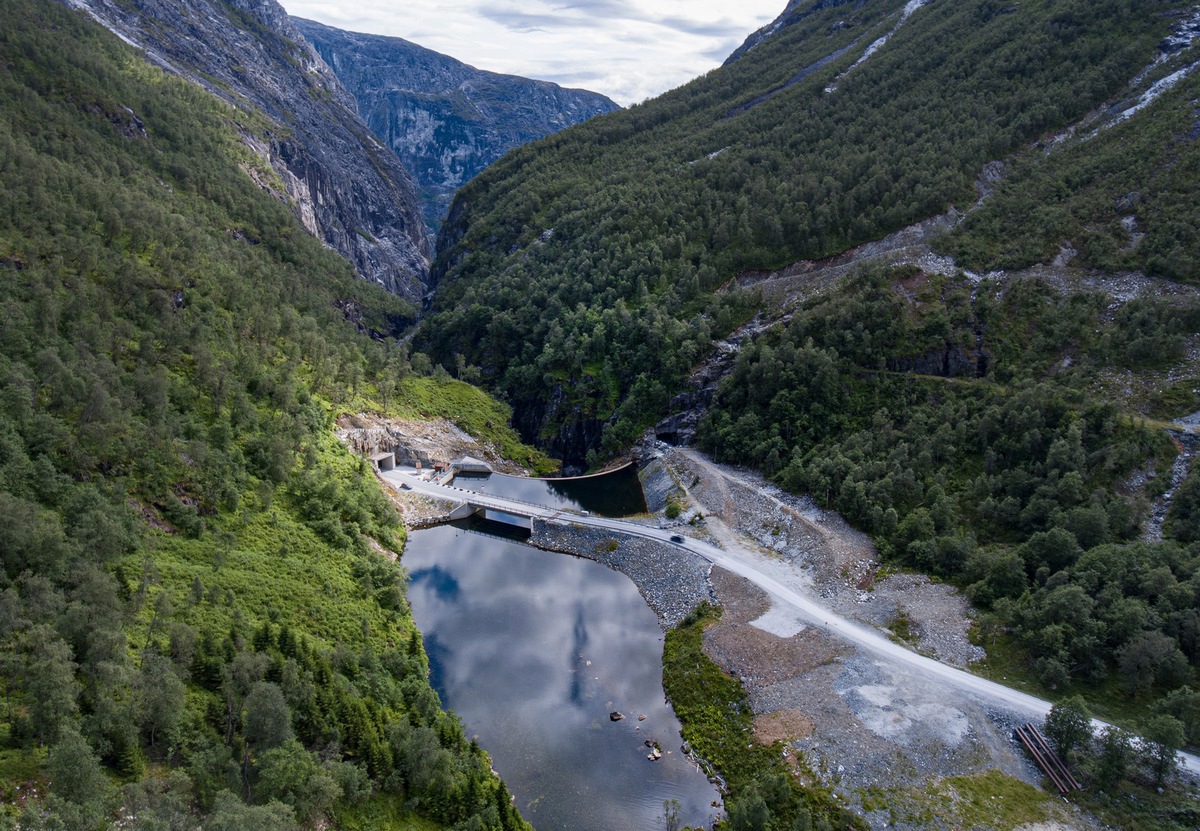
450, 463, 647, 517
404, 466, 720, 830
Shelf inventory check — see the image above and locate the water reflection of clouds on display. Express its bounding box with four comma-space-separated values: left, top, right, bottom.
415, 547, 666, 728
405, 525, 720, 831
408, 564, 460, 602
461, 547, 643, 729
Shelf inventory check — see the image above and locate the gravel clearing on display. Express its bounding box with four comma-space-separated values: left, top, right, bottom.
702, 561, 1037, 811
666, 448, 984, 668
646, 446, 1104, 829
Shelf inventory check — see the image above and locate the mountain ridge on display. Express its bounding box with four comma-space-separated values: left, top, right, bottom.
66, 0, 432, 300
294, 17, 619, 235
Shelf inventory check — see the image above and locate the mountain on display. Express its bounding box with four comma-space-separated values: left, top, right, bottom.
0, 0, 543, 827
418, 6, 1200, 821
294, 17, 620, 235
66, 0, 431, 300
421, 0, 1199, 464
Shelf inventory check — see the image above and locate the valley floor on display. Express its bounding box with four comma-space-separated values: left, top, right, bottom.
649, 446, 1116, 830
385, 441, 1197, 830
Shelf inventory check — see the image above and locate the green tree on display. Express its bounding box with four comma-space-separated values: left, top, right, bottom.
138, 652, 186, 748
242, 681, 293, 796
1152, 687, 1200, 745
205, 791, 298, 831
254, 740, 341, 822
186, 738, 240, 812
223, 652, 269, 746
1117, 631, 1190, 697
1044, 696, 1092, 762
45, 726, 112, 831
119, 770, 195, 831
242, 682, 291, 754
728, 787, 772, 831
1140, 714, 1185, 786
1091, 726, 1133, 789
20, 624, 79, 746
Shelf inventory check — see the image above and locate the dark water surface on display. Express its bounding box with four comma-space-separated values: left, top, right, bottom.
405, 520, 721, 831
451, 464, 647, 517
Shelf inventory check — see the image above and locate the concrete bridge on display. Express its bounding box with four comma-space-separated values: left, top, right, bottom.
387, 472, 574, 530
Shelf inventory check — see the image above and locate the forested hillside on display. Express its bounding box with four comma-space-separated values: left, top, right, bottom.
0, 1, 533, 828
421, 0, 1200, 753
941, 17, 1200, 281
423, 0, 1192, 465
697, 267, 1200, 721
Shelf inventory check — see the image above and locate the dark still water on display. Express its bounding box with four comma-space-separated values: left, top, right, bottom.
452, 464, 647, 517
405, 521, 721, 831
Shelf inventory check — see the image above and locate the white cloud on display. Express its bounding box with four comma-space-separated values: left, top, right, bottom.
279, 0, 783, 105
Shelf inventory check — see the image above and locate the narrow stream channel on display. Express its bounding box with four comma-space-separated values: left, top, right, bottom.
403, 470, 720, 831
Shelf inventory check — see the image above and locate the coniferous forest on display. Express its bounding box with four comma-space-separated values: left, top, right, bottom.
423, 0, 1195, 463
0, 2, 534, 828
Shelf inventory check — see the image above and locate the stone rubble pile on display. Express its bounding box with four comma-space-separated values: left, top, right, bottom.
530, 520, 715, 629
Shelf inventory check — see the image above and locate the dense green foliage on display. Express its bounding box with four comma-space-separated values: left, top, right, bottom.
389, 377, 558, 475
942, 58, 1200, 281
0, 2, 532, 828
663, 604, 863, 831
422, 0, 1183, 459
697, 265, 1200, 722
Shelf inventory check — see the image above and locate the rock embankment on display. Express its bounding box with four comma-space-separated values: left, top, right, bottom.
530, 521, 714, 628
637, 456, 684, 514
666, 447, 984, 669
337, 413, 531, 475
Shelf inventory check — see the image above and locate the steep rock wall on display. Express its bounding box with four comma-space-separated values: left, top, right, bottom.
66, 0, 431, 300
295, 17, 619, 235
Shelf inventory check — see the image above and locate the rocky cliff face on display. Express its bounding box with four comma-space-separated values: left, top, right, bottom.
65, 0, 431, 301
294, 18, 620, 235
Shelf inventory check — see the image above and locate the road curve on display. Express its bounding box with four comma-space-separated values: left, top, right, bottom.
385, 470, 1200, 777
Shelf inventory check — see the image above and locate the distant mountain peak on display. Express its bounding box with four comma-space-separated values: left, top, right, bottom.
294, 17, 620, 235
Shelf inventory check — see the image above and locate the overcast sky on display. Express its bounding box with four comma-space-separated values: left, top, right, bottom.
278, 0, 786, 106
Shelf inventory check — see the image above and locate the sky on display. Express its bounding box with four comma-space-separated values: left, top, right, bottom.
278, 0, 786, 106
